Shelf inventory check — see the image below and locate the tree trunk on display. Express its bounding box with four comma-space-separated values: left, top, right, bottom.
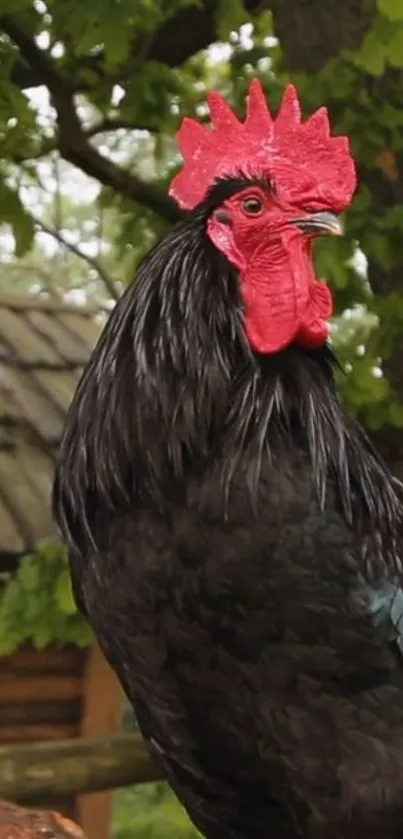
0, 734, 162, 806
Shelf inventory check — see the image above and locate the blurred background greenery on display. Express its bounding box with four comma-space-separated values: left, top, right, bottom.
0, 0, 402, 836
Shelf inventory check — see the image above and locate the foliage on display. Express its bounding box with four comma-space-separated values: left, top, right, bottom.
113, 784, 200, 839
0, 539, 92, 654
111, 707, 199, 839
351, 0, 403, 76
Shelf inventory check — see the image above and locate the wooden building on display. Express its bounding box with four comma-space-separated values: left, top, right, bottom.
0, 292, 122, 839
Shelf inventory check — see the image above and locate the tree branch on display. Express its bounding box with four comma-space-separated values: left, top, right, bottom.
1, 16, 181, 223
0, 16, 73, 96
13, 120, 158, 166
62, 144, 181, 222
0, 733, 162, 806
32, 214, 121, 301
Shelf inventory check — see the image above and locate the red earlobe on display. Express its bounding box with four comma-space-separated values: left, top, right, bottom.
207, 216, 246, 272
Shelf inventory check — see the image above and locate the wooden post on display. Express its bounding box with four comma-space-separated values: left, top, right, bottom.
77, 644, 123, 839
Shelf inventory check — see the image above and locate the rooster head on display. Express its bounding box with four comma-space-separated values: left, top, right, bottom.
169, 81, 357, 354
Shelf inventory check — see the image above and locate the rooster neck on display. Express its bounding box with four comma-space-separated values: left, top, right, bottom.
217, 344, 402, 582
53, 216, 402, 573
221, 342, 340, 492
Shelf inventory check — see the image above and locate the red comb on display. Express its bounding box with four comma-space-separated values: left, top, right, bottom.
169, 80, 356, 213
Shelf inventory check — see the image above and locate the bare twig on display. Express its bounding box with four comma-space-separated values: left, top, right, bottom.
33, 214, 121, 301
85, 117, 159, 137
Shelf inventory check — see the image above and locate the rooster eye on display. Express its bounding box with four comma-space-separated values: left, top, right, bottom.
242, 196, 264, 216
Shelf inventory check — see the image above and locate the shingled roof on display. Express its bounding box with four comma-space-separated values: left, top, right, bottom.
0, 292, 102, 555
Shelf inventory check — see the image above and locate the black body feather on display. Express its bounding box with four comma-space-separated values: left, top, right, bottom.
53, 186, 403, 838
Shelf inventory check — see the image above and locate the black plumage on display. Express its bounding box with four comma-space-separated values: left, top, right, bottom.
53, 183, 403, 839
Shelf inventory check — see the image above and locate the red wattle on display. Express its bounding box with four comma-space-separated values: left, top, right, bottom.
241, 262, 333, 355
297, 280, 333, 348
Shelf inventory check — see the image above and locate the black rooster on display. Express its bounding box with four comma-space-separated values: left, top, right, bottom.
53, 81, 403, 839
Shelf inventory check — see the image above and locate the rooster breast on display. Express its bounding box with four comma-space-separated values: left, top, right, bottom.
73, 448, 403, 839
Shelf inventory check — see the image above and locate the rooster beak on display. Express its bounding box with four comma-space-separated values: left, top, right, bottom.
291, 211, 343, 237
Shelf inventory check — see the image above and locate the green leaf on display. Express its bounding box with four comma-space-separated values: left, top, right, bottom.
0, 0, 32, 11
387, 26, 403, 65
55, 569, 78, 615
378, 0, 403, 21
0, 178, 34, 257
0, 540, 91, 653
99, 22, 132, 65
33, 625, 55, 650
216, 0, 248, 40
67, 622, 94, 647
356, 30, 387, 75
16, 558, 39, 592
0, 630, 23, 656
389, 401, 403, 427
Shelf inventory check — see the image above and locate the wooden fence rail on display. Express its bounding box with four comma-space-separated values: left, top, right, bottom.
0, 733, 162, 806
